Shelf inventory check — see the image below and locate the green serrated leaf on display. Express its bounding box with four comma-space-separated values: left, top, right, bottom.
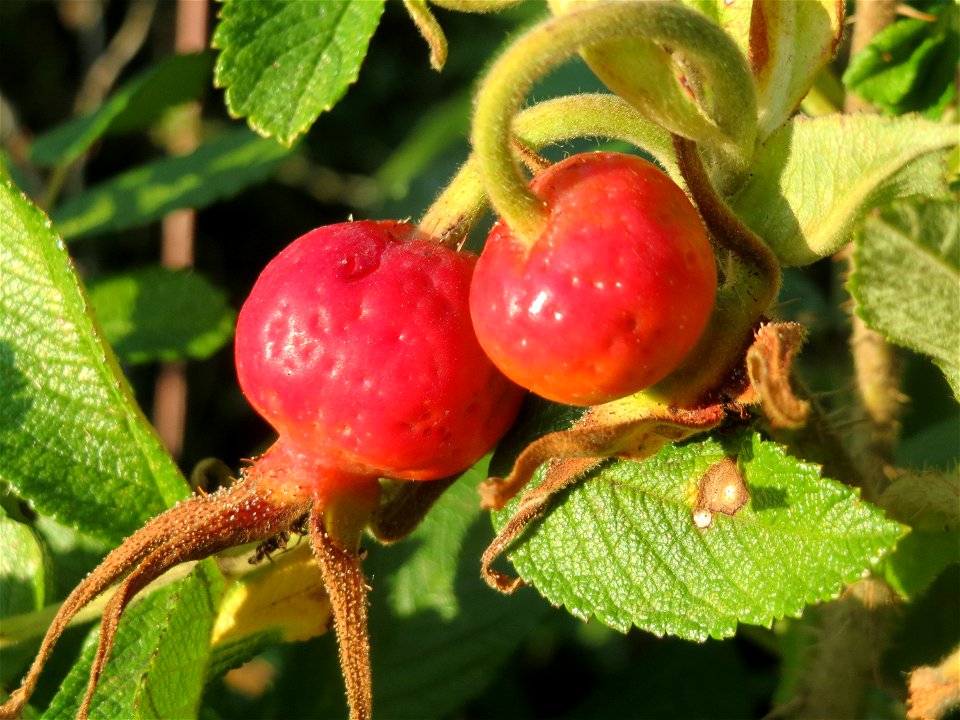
50, 129, 291, 240
0, 180, 187, 543
213, 0, 386, 146
730, 114, 957, 266
493, 431, 906, 640
850, 198, 960, 398
843, 5, 959, 119
88, 267, 235, 365
30, 53, 214, 168
43, 560, 223, 719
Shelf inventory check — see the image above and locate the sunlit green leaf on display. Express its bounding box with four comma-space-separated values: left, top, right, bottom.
213, 0, 386, 146
50, 129, 291, 240
0, 179, 187, 543
493, 431, 905, 640
850, 198, 960, 398
88, 267, 235, 365
843, 4, 959, 119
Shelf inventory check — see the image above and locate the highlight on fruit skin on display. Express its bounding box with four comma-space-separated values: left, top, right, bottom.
0, 220, 525, 720
234, 220, 526, 488
470, 151, 718, 407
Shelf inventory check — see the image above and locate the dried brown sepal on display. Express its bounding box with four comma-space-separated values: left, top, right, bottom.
512, 138, 552, 175
907, 647, 960, 720
0, 475, 312, 720
309, 505, 373, 720
746, 321, 810, 428
479, 400, 726, 511
481, 457, 603, 592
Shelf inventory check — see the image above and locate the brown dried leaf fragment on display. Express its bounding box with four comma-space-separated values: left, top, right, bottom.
480, 399, 726, 511
691, 456, 750, 530
907, 647, 960, 720
481, 457, 603, 592
746, 321, 810, 428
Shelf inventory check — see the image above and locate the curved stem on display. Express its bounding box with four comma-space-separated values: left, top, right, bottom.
673, 136, 780, 288
643, 137, 781, 407
429, 0, 524, 11
420, 93, 673, 247
403, 0, 447, 71
472, 1, 755, 244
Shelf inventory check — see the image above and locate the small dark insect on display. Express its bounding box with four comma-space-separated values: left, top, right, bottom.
248, 511, 311, 564
249, 531, 290, 564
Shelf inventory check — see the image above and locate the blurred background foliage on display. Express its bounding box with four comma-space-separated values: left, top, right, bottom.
1, 1, 956, 718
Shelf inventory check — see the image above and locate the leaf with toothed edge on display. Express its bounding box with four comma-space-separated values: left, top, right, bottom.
0, 179, 188, 544
213, 0, 386, 146
492, 430, 906, 640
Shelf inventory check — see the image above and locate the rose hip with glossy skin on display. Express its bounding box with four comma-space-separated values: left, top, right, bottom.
470, 152, 717, 406
235, 220, 525, 489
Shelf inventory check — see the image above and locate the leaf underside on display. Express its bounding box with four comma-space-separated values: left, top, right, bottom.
850, 198, 960, 399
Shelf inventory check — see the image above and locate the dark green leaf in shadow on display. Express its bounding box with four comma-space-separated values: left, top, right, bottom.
375, 91, 472, 200
50, 129, 291, 240
88, 267, 235, 365
0, 180, 187, 543
30, 53, 214, 168
43, 560, 224, 719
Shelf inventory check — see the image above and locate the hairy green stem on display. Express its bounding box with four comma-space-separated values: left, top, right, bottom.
403, 0, 447, 71
420, 92, 673, 246
429, 0, 524, 12
471, 1, 756, 243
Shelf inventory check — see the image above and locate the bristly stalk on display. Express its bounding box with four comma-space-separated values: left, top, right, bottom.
310, 497, 375, 720
0, 475, 312, 720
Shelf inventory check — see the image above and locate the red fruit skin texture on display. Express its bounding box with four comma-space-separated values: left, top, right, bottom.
470, 152, 717, 406
235, 220, 524, 487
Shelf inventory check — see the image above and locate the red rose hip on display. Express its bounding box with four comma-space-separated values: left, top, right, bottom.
235, 219, 524, 488
470, 152, 717, 406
